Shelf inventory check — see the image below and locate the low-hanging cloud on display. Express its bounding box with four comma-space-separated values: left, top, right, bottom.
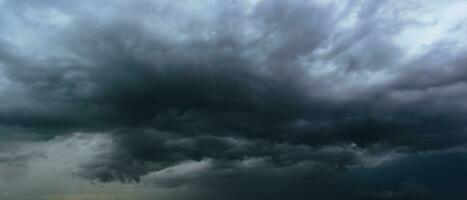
1, 0, 467, 199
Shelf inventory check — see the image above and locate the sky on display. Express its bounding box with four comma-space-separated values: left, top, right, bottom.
0, 0, 467, 199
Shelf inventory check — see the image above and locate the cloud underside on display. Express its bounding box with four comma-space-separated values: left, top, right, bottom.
1, 0, 467, 199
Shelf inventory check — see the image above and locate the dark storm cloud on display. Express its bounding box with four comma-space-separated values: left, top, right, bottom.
143, 159, 362, 200
352, 150, 467, 200
1, 0, 467, 199
0, 0, 463, 148
76, 129, 359, 183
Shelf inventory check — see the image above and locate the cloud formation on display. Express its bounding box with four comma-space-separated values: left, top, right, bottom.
1, 0, 467, 199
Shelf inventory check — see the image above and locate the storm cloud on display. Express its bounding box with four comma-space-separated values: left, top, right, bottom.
1, 0, 467, 199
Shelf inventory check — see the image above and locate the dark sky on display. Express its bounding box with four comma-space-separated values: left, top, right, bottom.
1, 0, 467, 199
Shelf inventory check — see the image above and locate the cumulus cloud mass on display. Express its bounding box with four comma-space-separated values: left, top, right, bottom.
1, 0, 467, 199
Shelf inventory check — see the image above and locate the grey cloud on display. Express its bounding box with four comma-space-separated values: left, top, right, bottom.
0, 0, 467, 199
0, 152, 43, 164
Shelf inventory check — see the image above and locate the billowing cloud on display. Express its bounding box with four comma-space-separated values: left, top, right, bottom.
1, 0, 467, 199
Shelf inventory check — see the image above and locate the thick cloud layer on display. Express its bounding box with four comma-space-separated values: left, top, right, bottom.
1, 0, 467, 199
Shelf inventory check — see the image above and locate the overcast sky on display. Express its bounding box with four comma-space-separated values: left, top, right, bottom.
1, 0, 467, 199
